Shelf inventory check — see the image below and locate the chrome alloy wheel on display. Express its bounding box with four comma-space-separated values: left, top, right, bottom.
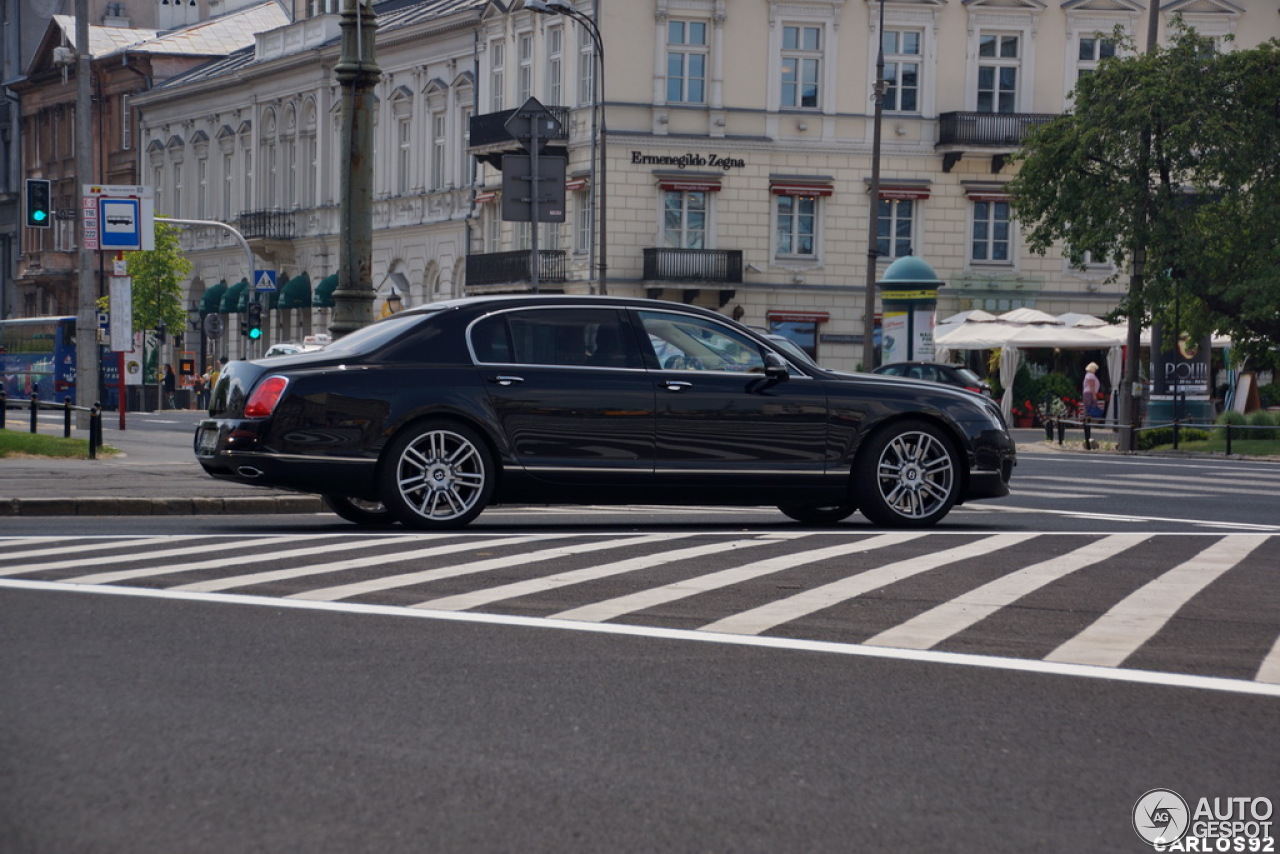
874, 430, 955, 520
853, 420, 961, 527
387, 425, 492, 527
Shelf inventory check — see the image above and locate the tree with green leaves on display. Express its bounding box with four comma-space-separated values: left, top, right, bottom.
1008, 23, 1280, 365
126, 217, 193, 338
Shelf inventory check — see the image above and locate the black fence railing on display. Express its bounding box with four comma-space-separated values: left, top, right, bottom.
466, 250, 568, 287
237, 209, 295, 240
1, 391, 104, 457
937, 111, 1058, 147
469, 106, 573, 149
642, 248, 743, 284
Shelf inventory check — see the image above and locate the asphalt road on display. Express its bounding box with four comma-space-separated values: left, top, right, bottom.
3, 585, 1276, 854
3, 419, 1278, 852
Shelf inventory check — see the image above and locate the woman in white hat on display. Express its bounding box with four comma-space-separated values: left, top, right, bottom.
1082, 362, 1101, 418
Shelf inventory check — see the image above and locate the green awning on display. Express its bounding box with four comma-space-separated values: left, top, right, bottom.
199, 280, 228, 314
313, 273, 338, 308
279, 272, 312, 309
220, 278, 249, 313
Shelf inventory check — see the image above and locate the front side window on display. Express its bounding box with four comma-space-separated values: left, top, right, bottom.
578, 24, 596, 106
775, 194, 817, 257
877, 198, 914, 259
971, 199, 1011, 264
546, 26, 563, 105
431, 112, 446, 189
638, 311, 766, 374
490, 42, 505, 112
397, 116, 411, 194
662, 190, 707, 249
882, 29, 921, 112
517, 33, 533, 103
977, 33, 1019, 113
781, 25, 822, 109
666, 20, 708, 104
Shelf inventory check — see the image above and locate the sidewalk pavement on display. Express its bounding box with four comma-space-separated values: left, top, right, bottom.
1, 414, 324, 517
0, 421, 1116, 518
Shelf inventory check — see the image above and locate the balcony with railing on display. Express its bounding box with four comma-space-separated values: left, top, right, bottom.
236, 209, 296, 241
642, 248, 743, 284
936, 111, 1059, 172
466, 249, 568, 289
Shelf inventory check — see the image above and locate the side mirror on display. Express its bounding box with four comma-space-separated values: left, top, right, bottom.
763, 351, 790, 383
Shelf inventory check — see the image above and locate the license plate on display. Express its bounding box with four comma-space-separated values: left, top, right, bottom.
197, 426, 219, 454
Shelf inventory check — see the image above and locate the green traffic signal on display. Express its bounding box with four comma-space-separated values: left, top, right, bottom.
25, 178, 52, 229
248, 326, 263, 340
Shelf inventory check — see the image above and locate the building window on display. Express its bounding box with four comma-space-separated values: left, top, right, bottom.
575, 187, 592, 254
882, 29, 921, 113
775, 194, 817, 257
460, 106, 474, 185
666, 20, 707, 104
223, 152, 234, 220
197, 157, 207, 216
977, 33, 1019, 113
490, 41, 505, 112
1075, 35, 1116, 83
971, 199, 1012, 264
663, 190, 707, 249
243, 149, 253, 212
518, 33, 534, 103
431, 112, 447, 190
780, 25, 822, 109
172, 162, 183, 216
121, 94, 132, 150
578, 23, 596, 106
396, 116, 411, 194
877, 198, 914, 259
546, 26, 563, 105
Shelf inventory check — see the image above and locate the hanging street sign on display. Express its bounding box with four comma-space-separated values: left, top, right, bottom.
254, 269, 278, 293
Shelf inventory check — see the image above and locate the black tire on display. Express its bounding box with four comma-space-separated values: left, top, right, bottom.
853, 419, 960, 527
379, 420, 494, 530
322, 494, 395, 526
778, 503, 857, 525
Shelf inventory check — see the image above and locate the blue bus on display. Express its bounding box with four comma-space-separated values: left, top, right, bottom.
0, 316, 77, 403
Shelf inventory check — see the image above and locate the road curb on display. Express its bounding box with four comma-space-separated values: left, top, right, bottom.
0, 495, 325, 517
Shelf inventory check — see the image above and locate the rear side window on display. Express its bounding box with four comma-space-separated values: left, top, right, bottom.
470, 308, 642, 369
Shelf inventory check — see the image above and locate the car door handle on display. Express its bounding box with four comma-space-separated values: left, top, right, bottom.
661, 380, 693, 392
491, 375, 525, 386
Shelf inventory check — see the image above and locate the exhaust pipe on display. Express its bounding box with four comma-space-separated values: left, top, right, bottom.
237, 466, 264, 479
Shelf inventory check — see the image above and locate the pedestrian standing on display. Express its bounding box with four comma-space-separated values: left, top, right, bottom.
1082, 362, 1102, 419
163, 364, 177, 410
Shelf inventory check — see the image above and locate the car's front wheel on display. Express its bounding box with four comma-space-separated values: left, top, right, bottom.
853, 420, 960, 527
777, 503, 857, 525
323, 494, 395, 526
380, 421, 494, 530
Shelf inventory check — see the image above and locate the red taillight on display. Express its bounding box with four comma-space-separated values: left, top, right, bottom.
244, 376, 289, 417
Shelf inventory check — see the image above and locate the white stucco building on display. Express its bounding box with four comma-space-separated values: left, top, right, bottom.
131, 0, 1276, 369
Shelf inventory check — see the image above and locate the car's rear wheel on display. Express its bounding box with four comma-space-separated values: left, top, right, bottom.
777, 503, 857, 525
323, 494, 395, 526
853, 420, 960, 527
380, 421, 494, 530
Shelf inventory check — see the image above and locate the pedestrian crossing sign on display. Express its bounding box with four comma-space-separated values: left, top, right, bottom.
254, 270, 278, 292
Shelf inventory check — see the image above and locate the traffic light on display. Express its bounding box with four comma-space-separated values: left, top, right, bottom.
246, 302, 263, 340
25, 179, 52, 229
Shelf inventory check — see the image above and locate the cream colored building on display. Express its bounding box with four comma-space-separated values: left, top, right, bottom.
133, 0, 1276, 369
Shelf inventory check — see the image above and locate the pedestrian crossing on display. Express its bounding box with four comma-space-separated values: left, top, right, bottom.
1, 531, 1277, 691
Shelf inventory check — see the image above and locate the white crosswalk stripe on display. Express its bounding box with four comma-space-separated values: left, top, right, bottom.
864, 533, 1154, 650
699, 533, 1034, 636
1045, 534, 1271, 668
3, 531, 1277, 688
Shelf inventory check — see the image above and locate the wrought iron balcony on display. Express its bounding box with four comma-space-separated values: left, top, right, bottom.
937, 111, 1058, 148
236, 209, 295, 241
466, 249, 568, 288
643, 248, 743, 284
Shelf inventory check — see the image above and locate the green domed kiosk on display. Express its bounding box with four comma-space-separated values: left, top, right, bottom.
878, 255, 944, 364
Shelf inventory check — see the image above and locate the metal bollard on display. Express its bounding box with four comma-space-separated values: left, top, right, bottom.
1226, 423, 1232, 456
0, 389, 6, 430
89, 403, 101, 460
1083, 419, 1093, 451
30, 392, 38, 434
1056, 419, 1065, 445
63, 398, 73, 438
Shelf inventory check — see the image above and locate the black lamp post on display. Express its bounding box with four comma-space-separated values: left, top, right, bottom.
526, 0, 607, 294
861, 0, 889, 372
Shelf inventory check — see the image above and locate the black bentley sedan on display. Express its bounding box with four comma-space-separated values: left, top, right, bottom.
195, 296, 1015, 529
